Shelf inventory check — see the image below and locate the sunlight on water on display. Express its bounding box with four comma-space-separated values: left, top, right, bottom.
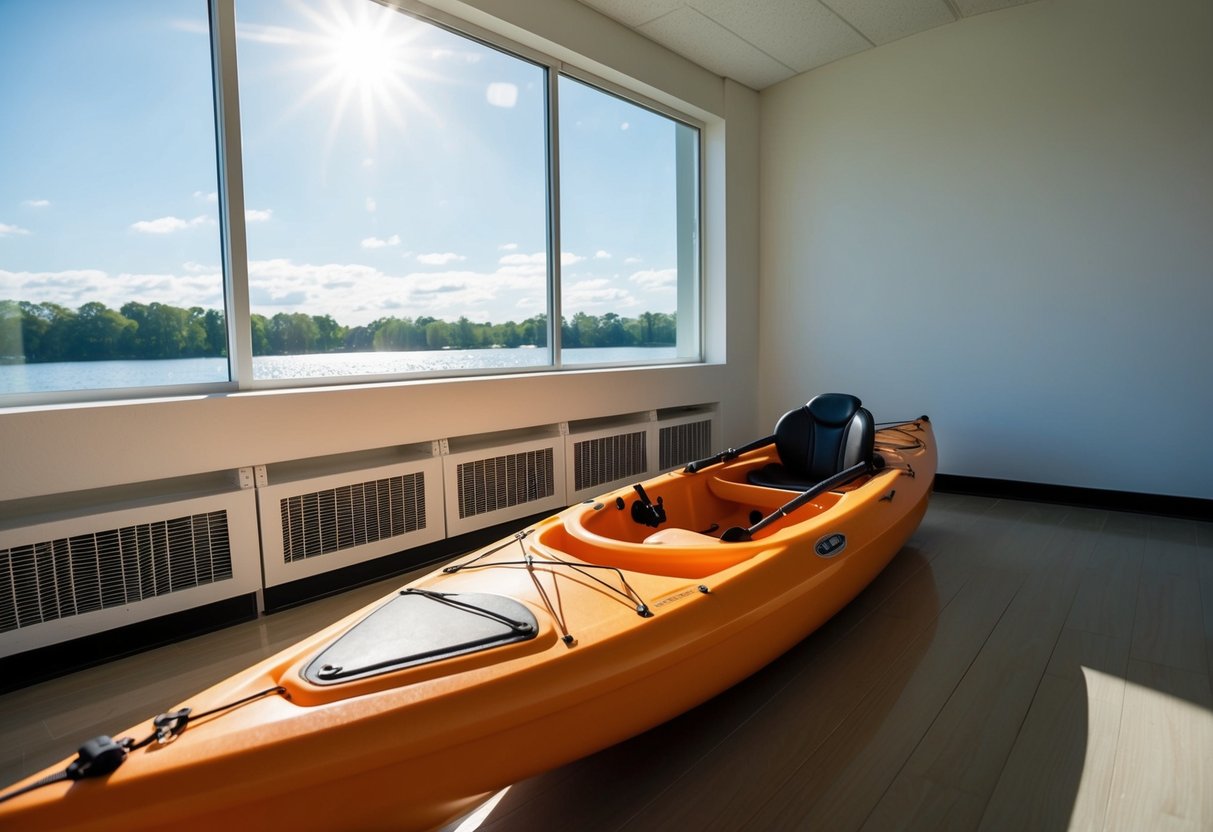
251, 347, 551, 380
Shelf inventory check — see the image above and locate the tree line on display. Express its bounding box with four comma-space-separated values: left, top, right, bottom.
0, 299, 677, 363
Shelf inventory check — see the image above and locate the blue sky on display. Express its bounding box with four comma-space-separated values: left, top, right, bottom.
0, 0, 690, 328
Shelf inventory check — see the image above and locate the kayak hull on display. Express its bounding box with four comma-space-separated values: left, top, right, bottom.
0, 420, 935, 831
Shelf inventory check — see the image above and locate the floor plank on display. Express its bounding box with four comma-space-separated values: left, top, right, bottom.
979, 629, 1130, 832
1104, 660, 1213, 831
859, 507, 1097, 831
1130, 569, 1207, 675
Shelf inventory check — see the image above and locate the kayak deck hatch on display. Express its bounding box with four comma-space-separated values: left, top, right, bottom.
303, 590, 539, 685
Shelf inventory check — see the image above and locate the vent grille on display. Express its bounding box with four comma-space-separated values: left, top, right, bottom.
279, 473, 426, 563
458, 449, 554, 519
574, 431, 648, 491
0, 511, 232, 634
660, 419, 713, 469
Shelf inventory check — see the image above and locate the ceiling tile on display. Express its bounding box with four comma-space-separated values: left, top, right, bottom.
576, 0, 685, 28
825, 0, 957, 45
953, 0, 1037, 16
638, 7, 798, 90
688, 0, 871, 73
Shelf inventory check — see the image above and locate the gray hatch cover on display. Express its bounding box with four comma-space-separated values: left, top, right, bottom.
303, 589, 539, 685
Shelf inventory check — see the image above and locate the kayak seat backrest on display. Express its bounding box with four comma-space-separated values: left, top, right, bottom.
747, 393, 875, 491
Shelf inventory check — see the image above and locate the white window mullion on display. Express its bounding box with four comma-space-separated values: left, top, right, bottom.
676, 125, 700, 360
546, 65, 563, 369
210, 0, 253, 389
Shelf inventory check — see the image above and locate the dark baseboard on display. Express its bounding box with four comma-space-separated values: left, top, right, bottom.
934, 474, 1212, 521
261, 509, 556, 612
1, 510, 558, 693
0, 593, 258, 695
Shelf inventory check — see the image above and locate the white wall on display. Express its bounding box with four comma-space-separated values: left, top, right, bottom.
759, 0, 1213, 498
0, 0, 762, 506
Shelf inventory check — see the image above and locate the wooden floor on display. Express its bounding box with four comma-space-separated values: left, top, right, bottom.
1, 493, 1210, 830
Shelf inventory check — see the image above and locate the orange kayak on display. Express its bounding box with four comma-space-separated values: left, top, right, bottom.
0, 412, 935, 832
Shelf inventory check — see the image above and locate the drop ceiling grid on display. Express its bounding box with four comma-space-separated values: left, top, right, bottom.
577, 0, 1042, 90
688, 0, 872, 73
823, 0, 959, 46
638, 6, 798, 91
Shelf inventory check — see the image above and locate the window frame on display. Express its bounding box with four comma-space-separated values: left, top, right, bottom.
0, 0, 706, 408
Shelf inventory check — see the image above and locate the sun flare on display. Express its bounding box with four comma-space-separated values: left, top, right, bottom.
327, 13, 394, 89
286, 0, 433, 149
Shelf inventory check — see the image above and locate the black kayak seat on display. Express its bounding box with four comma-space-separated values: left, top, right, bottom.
747, 393, 875, 491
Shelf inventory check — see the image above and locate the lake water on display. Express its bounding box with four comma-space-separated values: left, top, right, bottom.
0, 347, 681, 395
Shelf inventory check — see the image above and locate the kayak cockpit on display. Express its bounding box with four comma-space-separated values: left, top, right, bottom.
539, 394, 897, 578
530, 463, 851, 579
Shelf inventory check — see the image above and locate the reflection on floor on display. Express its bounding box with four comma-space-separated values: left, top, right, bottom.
2, 493, 1211, 830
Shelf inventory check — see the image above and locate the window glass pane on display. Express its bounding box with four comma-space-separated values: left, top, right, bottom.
236, 0, 549, 382
0, 1, 227, 396
557, 75, 700, 366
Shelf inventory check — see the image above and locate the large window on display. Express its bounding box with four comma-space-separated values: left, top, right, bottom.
558, 75, 699, 365
236, 0, 549, 381
0, 0, 702, 402
0, 0, 226, 396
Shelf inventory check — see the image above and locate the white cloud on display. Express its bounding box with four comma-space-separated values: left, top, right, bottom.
629, 268, 677, 290
362, 234, 401, 249
365, 197, 377, 213
0, 223, 31, 237
23, 199, 50, 208
131, 215, 210, 234
624, 257, 642, 265
245, 208, 273, 222
594, 250, 611, 260
498, 242, 518, 251
563, 278, 639, 311
417, 252, 466, 266
621, 122, 630, 131
495, 251, 586, 275
244, 258, 545, 324
499, 252, 544, 266
194, 190, 218, 203
486, 83, 518, 108
133, 217, 187, 234
182, 261, 218, 274
0, 267, 222, 309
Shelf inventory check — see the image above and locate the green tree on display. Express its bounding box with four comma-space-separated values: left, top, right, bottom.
32, 302, 77, 361
0, 300, 23, 360
203, 308, 227, 356
120, 301, 192, 358
424, 320, 449, 349
0, 300, 674, 363
267, 313, 320, 353
599, 312, 632, 347
75, 301, 136, 360
453, 316, 475, 349
250, 314, 270, 355
345, 325, 374, 351
311, 314, 345, 352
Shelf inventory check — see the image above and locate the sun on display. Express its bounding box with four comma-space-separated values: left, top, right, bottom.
287, 0, 434, 150
326, 9, 395, 91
